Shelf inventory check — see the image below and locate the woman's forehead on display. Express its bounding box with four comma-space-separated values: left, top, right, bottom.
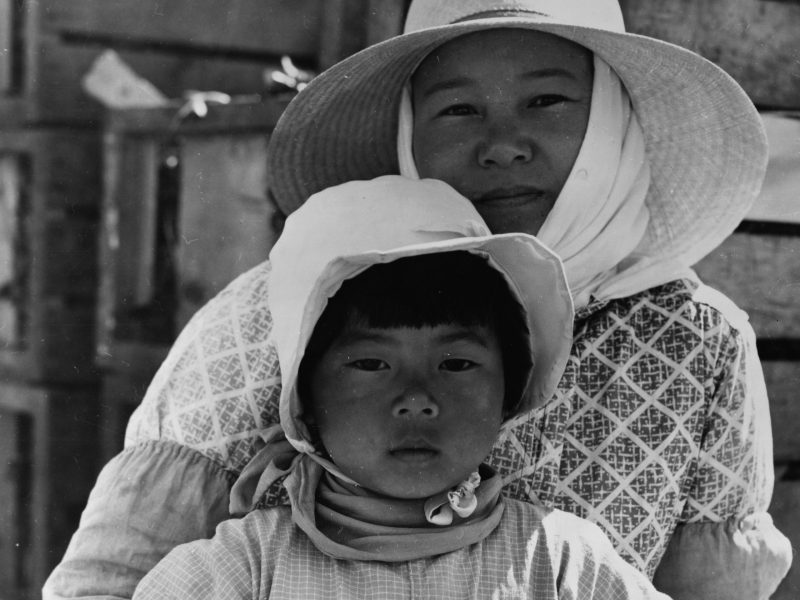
412, 28, 593, 89
424, 28, 590, 67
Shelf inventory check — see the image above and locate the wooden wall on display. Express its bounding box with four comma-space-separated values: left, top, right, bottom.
619, 0, 800, 109
0, 1, 409, 597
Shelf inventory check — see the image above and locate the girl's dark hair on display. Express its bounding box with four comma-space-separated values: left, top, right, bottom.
298, 251, 531, 416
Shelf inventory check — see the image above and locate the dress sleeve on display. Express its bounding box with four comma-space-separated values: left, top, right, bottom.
652, 287, 792, 599
42, 441, 235, 600
125, 261, 280, 475
652, 516, 792, 600
683, 297, 773, 518
551, 512, 671, 600
131, 515, 270, 600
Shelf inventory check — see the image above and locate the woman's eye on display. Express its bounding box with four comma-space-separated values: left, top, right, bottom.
440, 358, 477, 372
439, 104, 477, 117
530, 94, 569, 107
347, 358, 389, 371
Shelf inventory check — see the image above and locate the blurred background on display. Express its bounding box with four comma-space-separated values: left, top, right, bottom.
0, 1, 797, 598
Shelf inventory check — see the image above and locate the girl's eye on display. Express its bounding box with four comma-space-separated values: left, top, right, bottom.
530, 94, 569, 107
440, 358, 477, 372
439, 104, 477, 117
347, 358, 389, 371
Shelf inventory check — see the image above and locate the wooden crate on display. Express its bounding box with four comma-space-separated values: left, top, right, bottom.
1, 33, 284, 127
0, 0, 397, 127
0, 129, 101, 384
764, 362, 800, 464
97, 99, 282, 375
364, 0, 410, 46
694, 228, 800, 340
619, 0, 800, 109
0, 381, 100, 599
36, 0, 324, 56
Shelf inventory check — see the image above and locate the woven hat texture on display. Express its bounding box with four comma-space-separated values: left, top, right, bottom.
267, 0, 767, 269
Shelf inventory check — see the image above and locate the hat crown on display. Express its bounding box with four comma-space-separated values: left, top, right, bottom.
404, 0, 626, 34
404, 0, 625, 33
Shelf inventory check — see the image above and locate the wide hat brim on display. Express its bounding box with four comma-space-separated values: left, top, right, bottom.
268, 17, 768, 267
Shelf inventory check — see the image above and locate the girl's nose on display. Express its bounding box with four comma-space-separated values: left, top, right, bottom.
392, 388, 440, 419
477, 121, 533, 168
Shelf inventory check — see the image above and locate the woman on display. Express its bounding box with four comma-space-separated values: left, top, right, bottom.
45, 1, 792, 599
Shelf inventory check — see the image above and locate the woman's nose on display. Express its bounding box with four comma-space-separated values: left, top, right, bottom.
392, 388, 440, 419
477, 121, 533, 168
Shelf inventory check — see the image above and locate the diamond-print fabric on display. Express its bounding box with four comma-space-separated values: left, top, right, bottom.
126, 262, 773, 578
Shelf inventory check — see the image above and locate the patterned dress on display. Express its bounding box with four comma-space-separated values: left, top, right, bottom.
44, 259, 775, 598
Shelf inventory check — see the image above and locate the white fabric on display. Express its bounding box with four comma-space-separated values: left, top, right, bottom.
398, 56, 697, 308
267, 176, 574, 459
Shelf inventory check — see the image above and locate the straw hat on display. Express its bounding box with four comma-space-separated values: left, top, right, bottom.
267, 176, 574, 454
267, 0, 767, 268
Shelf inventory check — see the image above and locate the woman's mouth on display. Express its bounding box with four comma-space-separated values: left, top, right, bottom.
474, 187, 551, 207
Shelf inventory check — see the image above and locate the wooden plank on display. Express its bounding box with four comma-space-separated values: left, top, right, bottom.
38, 0, 324, 58
0, 128, 101, 211
751, 113, 800, 224
365, 0, 409, 45
0, 382, 101, 597
0, 306, 98, 385
98, 101, 280, 362
0, 408, 28, 593
694, 231, 800, 339
107, 99, 286, 136
176, 134, 277, 328
0, 129, 101, 383
764, 361, 800, 463
0, 35, 284, 127
0, 154, 23, 348
0, 0, 12, 92
318, 0, 370, 69
619, 0, 800, 109
114, 138, 160, 308
0, 383, 46, 597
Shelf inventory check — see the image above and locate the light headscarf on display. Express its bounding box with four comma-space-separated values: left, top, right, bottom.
398, 55, 697, 308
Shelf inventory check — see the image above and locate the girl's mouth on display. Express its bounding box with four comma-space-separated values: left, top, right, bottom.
389, 448, 439, 463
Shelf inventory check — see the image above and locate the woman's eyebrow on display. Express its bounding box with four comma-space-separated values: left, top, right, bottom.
417, 76, 474, 99
419, 67, 579, 99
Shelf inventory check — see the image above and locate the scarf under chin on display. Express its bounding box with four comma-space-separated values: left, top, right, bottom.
230, 425, 505, 562
290, 459, 504, 561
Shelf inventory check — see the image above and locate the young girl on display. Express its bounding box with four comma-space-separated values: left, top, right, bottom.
46, 1, 791, 599
132, 175, 669, 599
